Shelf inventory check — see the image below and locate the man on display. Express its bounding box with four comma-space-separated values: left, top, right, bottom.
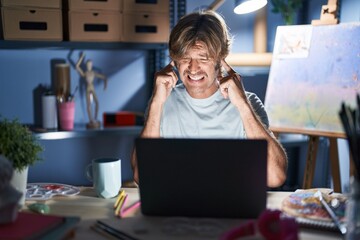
132, 10, 287, 188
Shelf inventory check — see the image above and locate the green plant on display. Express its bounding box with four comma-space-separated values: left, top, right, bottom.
271, 0, 303, 25
0, 117, 43, 171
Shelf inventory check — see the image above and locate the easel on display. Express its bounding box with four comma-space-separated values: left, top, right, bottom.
272, 126, 349, 193
311, 0, 339, 26
306, 0, 342, 192
303, 135, 343, 192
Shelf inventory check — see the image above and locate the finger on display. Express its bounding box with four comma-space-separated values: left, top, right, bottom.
218, 75, 232, 85
221, 59, 236, 76
164, 61, 175, 71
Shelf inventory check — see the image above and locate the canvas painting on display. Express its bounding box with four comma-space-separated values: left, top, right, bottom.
265, 23, 360, 136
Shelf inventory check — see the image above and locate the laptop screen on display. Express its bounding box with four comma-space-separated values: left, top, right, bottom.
136, 138, 268, 219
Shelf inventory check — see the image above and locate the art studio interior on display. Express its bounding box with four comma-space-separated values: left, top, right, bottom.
0, 0, 360, 238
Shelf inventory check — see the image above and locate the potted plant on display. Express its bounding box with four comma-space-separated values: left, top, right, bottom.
270, 0, 303, 25
0, 116, 43, 205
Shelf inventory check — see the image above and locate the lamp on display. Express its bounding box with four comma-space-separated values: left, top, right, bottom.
234, 0, 267, 14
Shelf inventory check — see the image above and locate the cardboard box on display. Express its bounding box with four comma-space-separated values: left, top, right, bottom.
123, 12, 169, 43
123, 0, 169, 13
68, 0, 122, 11
68, 10, 122, 41
1, 0, 61, 9
1, 7, 62, 41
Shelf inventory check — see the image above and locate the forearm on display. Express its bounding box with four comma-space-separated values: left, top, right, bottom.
140, 99, 164, 138
236, 101, 287, 187
131, 99, 164, 184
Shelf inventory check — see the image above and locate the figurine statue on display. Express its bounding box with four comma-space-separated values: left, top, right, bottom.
76, 52, 107, 129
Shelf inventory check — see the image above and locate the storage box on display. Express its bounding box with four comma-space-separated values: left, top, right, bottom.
68, 0, 122, 11
103, 112, 144, 127
123, 12, 169, 43
1, 0, 61, 9
1, 7, 62, 41
68, 10, 122, 41
123, 0, 169, 13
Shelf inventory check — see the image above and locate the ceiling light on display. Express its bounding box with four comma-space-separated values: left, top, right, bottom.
234, 0, 267, 14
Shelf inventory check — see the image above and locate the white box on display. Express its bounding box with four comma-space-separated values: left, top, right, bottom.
1, 7, 62, 41
1, 0, 61, 9
68, 0, 122, 11
123, 0, 168, 13
122, 12, 169, 43
69, 10, 122, 41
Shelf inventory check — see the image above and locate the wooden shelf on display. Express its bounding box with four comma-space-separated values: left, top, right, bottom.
33, 126, 142, 140
0, 40, 167, 50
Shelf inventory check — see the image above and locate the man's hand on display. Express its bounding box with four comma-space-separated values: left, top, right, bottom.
218, 59, 247, 107
151, 61, 178, 104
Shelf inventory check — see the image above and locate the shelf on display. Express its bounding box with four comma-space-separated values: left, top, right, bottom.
0, 40, 168, 50
33, 126, 142, 140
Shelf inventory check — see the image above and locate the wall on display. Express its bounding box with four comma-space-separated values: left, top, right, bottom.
0, 49, 149, 124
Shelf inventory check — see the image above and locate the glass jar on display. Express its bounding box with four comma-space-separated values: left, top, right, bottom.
346, 176, 360, 240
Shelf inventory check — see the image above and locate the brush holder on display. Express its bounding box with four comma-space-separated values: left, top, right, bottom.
345, 176, 360, 240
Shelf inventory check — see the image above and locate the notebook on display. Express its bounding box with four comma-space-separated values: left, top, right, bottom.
135, 138, 268, 219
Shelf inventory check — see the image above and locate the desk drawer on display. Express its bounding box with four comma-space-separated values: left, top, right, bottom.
1, 0, 61, 9
123, 0, 169, 13
123, 12, 169, 43
68, 0, 122, 11
1, 7, 62, 41
68, 10, 122, 41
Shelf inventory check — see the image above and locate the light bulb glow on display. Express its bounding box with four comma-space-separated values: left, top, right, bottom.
234, 0, 267, 14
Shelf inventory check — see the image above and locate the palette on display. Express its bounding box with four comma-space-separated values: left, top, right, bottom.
26, 183, 80, 200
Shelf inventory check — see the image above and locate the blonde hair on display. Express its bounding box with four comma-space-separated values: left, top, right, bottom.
169, 10, 232, 61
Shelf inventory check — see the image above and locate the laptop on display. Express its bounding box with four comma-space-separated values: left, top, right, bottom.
135, 138, 268, 219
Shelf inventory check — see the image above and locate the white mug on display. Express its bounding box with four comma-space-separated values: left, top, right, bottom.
86, 158, 122, 199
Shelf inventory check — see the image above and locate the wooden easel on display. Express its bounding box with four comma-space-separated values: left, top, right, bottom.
311, 0, 339, 26
302, 135, 343, 192
271, 127, 349, 193
305, 0, 342, 192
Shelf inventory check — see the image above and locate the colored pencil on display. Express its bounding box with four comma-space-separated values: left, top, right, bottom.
114, 190, 125, 209
120, 200, 141, 218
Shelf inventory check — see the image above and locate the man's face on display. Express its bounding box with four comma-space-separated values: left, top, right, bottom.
176, 42, 219, 99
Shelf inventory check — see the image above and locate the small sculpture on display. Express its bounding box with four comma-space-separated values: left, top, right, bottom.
0, 155, 22, 223
76, 52, 107, 129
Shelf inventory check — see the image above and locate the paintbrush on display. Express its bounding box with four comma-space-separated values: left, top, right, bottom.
314, 191, 347, 235
339, 101, 360, 181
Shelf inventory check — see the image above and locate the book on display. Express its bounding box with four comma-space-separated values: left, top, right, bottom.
0, 212, 80, 240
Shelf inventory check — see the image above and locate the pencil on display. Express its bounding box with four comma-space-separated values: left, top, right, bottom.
96, 220, 139, 240
114, 189, 125, 209
120, 200, 141, 218
90, 224, 118, 240
115, 194, 127, 216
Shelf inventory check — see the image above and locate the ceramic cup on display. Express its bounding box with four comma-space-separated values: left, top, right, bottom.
58, 101, 75, 130
86, 158, 121, 199
42, 94, 58, 129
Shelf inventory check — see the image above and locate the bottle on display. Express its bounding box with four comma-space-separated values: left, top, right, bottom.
42, 92, 58, 130
345, 176, 360, 240
55, 63, 70, 103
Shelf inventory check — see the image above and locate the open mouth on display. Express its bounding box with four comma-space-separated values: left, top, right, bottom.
187, 74, 205, 81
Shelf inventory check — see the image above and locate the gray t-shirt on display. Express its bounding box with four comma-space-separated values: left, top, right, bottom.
160, 83, 269, 138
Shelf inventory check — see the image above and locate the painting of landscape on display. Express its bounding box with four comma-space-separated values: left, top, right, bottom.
265, 23, 360, 136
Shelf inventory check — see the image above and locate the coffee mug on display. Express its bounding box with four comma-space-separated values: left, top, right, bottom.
86, 158, 121, 198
